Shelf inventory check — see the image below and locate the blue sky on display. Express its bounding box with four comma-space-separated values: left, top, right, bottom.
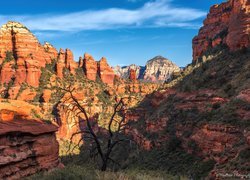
0, 0, 225, 67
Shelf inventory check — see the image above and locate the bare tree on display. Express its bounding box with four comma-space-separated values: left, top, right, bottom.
61, 86, 133, 171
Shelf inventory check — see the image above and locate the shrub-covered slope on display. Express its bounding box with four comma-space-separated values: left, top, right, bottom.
126, 49, 250, 179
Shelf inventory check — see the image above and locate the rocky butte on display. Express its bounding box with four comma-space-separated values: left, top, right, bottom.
113, 64, 145, 79
113, 56, 180, 82
143, 56, 180, 82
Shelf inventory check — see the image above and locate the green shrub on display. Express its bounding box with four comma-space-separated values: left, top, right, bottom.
4, 51, 14, 62
239, 148, 250, 160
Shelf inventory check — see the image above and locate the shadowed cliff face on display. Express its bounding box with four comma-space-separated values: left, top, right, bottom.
122, 0, 250, 178
192, 0, 250, 62
125, 49, 250, 178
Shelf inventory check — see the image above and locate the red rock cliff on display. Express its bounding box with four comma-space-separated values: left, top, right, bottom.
192, 0, 250, 61
81, 53, 98, 81
0, 100, 60, 179
79, 53, 115, 86
98, 57, 115, 86
0, 21, 116, 94
129, 68, 137, 81
56, 48, 77, 78
0, 22, 55, 87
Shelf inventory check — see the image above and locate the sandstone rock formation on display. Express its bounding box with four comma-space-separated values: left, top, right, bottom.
129, 69, 137, 81
192, 0, 250, 61
113, 56, 180, 82
56, 48, 77, 78
98, 57, 115, 86
80, 53, 97, 81
65, 49, 78, 75
143, 56, 180, 82
0, 99, 60, 179
56, 48, 66, 78
78, 53, 116, 86
113, 64, 145, 79
0, 21, 117, 101
0, 21, 77, 88
43, 42, 58, 60
0, 22, 51, 87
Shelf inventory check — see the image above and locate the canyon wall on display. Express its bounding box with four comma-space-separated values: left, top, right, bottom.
192, 0, 250, 61
124, 0, 250, 177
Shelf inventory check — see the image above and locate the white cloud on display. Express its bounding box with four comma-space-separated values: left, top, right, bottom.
0, 0, 206, 32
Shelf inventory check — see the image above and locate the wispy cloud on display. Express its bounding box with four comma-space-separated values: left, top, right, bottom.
0, 0, 205, 32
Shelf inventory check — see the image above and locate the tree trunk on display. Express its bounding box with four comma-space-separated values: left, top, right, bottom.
101, 161, 107, 171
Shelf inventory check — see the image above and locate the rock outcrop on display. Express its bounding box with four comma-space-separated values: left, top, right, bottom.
43, 42, 58, 59
98, 57, 115, 86
129, 69, 137, 81
78, 53, 116, 86
0, 22, 52, 87
0, 21, 77, 88
0, 99, 60, 179
113, 56, 180, 82
56, 48, 77, 78
82, 53, 97, 81
113, 64, 145, 79
143, 56, 180, 82
192, 0, 250, 61
0, 21, 117, 99
56, 48, 66, 78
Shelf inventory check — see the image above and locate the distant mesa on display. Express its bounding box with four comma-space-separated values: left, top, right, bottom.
113, 56, 181, 82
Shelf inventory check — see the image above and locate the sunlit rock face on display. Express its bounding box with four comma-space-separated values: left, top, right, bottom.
0, 21, 56, 87
98, 57, 115, 86
113, 56, 180, 82
113, 64, 145, 79
0, 21, 118, 101
143, 56, 180, 82
192, 0, 250, 61
79, 53, 116, 86
129, 68, 137, 81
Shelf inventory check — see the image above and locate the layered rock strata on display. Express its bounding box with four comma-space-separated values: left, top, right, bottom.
0, 21, 116, 96
0, 100, 60, 179
192, 0, 250, 61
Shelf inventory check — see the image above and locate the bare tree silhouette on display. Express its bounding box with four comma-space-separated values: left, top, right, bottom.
61, 85, 133, 171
